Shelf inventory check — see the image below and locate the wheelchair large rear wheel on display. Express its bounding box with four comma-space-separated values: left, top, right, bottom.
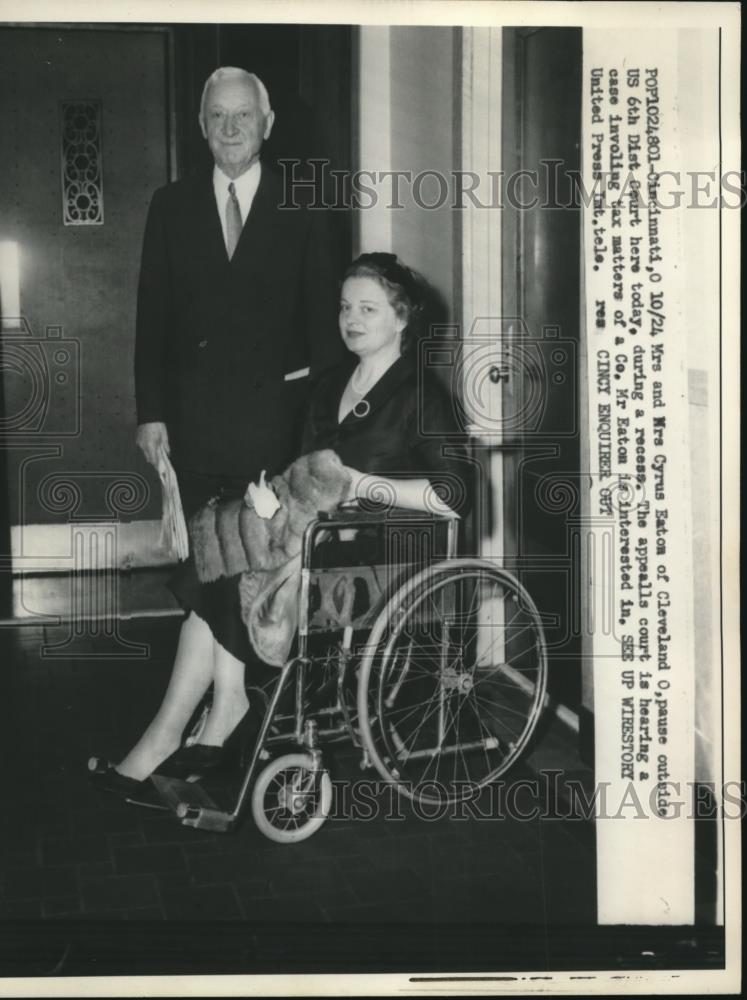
356, 559, 547, 805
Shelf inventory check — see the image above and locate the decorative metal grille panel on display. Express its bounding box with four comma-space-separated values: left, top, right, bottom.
61, 100, 104, 225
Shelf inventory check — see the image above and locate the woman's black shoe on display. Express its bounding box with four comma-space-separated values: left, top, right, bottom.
154, 706, 259, 782
88, 756, 147, 798
154, 743, 224, 781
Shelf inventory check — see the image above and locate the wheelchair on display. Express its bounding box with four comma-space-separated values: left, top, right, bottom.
151, 505, 548, 843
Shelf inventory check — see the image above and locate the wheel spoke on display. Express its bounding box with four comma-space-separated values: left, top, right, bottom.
460, 688, 495, 781
391, 685, 445, 756
362, 564, 547, 803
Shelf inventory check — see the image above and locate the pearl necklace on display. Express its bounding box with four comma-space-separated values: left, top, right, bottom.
350, 365, 374, 397
348, 366, 374, 418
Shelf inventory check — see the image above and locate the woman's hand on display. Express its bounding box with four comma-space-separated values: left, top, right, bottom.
343, 466, 366, 502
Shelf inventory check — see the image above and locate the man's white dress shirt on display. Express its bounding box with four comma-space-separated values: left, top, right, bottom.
212, 161, 261, 252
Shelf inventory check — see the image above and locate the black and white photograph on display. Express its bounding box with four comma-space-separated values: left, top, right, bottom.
0, 0, 740, 994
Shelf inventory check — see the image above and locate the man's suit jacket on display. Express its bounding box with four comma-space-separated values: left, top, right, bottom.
134, 164, 341, 480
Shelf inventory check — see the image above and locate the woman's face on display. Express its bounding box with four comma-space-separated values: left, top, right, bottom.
339, 276, 405, 358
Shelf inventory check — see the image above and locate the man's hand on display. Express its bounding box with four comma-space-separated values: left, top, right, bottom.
136, 421, 170, 469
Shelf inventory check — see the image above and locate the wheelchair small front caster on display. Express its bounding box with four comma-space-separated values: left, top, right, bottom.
251, 753, 332, 843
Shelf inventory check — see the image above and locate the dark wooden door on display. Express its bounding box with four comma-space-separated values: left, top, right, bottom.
0, 24, 353, 617
0, 27, 172, 543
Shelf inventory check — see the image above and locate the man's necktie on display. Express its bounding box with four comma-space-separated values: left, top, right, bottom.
225, 182, 243, 260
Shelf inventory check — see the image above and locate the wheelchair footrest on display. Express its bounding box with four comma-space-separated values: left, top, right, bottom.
150, 775, 235, 833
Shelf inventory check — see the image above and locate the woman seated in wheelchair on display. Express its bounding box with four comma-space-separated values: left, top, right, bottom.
89, 252, 469, 800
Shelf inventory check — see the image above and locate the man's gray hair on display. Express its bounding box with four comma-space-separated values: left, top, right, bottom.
199, 67, 272, 122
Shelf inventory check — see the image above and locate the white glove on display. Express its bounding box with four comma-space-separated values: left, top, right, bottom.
245, 469, 280, 519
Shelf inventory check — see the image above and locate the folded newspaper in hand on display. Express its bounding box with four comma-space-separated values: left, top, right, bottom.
156, 452, 189, 561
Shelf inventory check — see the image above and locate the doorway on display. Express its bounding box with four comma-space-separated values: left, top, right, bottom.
0, 23, 353, 619
0, 26, 173, 602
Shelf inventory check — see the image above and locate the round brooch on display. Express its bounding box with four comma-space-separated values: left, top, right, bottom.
352, 399, 371, 419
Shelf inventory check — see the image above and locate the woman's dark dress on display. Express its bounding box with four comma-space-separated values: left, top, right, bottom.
301, 350, 469, 513
168, 469, 258, 663
170, 350, 470, 659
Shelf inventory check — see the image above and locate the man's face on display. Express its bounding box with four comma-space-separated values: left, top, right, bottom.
200, 77, 274, 178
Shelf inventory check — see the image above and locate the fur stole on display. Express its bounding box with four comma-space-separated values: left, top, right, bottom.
188, 450, 351, 666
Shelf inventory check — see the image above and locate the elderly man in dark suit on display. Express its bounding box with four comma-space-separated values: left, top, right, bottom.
135, 68, 338, 486
90, 68, 340, 795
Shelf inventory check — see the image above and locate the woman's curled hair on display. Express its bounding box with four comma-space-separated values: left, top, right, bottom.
343, 252, 425, 353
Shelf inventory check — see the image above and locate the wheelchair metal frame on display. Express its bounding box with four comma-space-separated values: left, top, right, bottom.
151, 505, 547, 839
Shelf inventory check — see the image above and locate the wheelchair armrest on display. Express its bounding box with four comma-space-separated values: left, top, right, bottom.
321, 501, 457, 525
301, 503, 458, 567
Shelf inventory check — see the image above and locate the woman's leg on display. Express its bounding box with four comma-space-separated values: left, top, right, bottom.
196, 639, 250, 747
116, 611, 217, 780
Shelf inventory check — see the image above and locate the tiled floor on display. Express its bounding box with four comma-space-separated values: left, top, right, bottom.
0, 611, 721, 977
